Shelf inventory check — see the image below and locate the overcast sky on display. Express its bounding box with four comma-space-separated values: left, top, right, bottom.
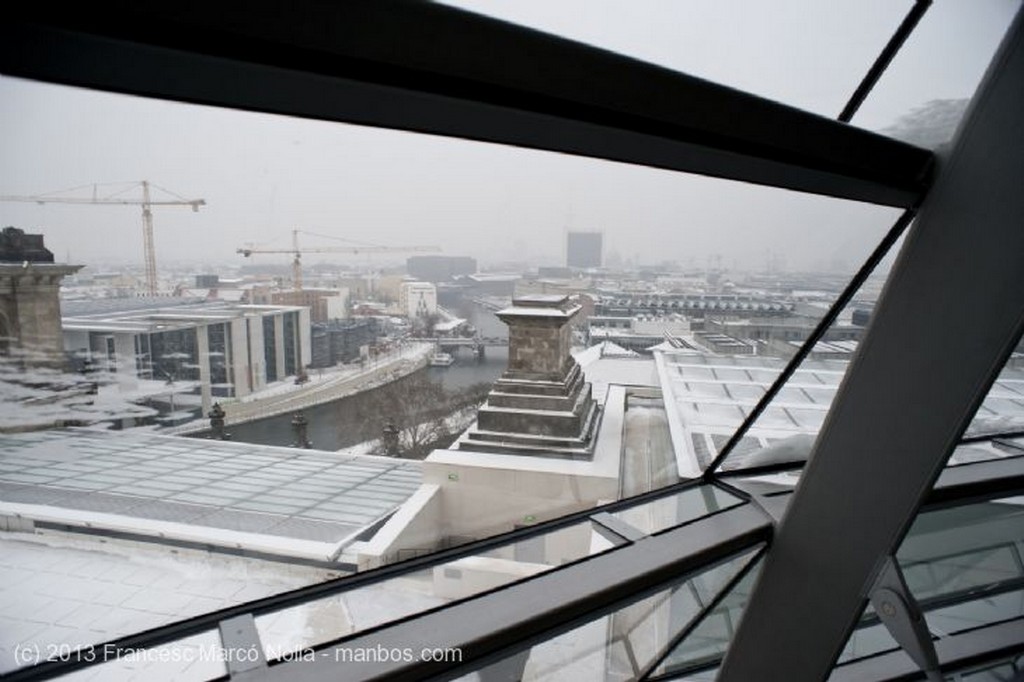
0, 1, 1018, 273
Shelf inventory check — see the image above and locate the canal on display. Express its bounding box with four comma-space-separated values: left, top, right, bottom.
226, 301, 508, 451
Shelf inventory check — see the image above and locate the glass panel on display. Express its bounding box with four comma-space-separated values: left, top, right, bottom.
953, 350, 1024, 465
836, 496, 1024, 668
902, 497, 1024, 636
700, 226, 910, 475
925, 589, 1024, 635
453, 547, 761, 682
852, 0, 1019, 147
256, 519, 619, 660
257, 487, 743, 660
947, 655, 1024, 682
653, 556, 763, 676
0, 20, 938, 670
834, 617, 899, 665
611, 485, 742, 536
441, 1, 911, 118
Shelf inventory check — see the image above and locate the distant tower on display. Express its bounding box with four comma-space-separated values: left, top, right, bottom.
0, 227, 82, 364
566, 231, 602, 269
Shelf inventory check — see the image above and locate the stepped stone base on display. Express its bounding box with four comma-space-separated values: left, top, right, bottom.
460, 356, 599, 458
458, 294, 600, 458
458, 401, 600, 460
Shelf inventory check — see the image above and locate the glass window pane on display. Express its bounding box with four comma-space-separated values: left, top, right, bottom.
442, 1, 912, 118
852, 0, 1019, 148
836, 496, 1024, 669
950, 656, 1024, 681
611, 485, 742, 536
834, 611, 899, 666
7, 1, 1014, 670
953, 351, 1024, 466
256, 486, 743, 658
696, 227, 909, 475
900, 497, 1024, 635
453, 547, 762, 682
255, 519, 619, 659
653, 556, 764, 676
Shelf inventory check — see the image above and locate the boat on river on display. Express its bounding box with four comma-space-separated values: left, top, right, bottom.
429, 352, 455, 367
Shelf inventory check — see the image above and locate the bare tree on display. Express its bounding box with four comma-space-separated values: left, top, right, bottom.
342, 372, 491, 458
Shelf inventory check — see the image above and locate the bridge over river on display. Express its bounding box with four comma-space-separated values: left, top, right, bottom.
408, 336, 508, 357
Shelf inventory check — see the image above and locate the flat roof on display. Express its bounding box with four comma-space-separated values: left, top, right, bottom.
62, 300, 307, 330
61, 296, 206, 317
0, 429, 422, 561
655, 350, 1024, 477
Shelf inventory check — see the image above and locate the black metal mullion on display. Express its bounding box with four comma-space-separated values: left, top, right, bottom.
839, 0, 933, 123
703, 208, 916, 477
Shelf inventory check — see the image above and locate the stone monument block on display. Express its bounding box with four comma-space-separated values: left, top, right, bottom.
459, 295, 599, 459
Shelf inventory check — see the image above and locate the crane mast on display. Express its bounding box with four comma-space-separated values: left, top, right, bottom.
0, 181, 205, 295
238, 229, 440, 291
141, 181, 158, 295
292, 229, 303, 291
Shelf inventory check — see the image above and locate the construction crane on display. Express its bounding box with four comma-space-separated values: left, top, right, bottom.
0, 181, 205, 295
238, 229, 440, 290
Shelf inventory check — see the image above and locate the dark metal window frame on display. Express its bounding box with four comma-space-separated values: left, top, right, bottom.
2, 2, 1022, 681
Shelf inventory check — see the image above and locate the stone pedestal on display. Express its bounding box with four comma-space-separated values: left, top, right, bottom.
0, 227, 82, 366
0, 265, 80, 360
459, 295, 598, 458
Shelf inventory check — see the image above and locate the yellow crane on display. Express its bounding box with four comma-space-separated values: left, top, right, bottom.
238, 229, 440, 290
0, 181, 205, 295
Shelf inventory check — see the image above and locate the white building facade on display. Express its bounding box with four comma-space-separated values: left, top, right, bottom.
62, 301, 311, 415
399, 280, 438, 319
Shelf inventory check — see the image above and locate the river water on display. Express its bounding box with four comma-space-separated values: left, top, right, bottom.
226, 301, 508, 450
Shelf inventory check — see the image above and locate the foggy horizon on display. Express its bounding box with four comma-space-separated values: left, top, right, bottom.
1, 1, 1017, 275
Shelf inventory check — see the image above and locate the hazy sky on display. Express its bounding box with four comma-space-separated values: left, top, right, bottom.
0, 1, 1018, 273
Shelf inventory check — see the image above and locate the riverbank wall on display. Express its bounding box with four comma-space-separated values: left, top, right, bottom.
163, 343, 433, 435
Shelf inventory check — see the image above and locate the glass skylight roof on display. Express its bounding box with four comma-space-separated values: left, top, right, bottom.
659, 348, 1024, 474
0, 429, 421, 550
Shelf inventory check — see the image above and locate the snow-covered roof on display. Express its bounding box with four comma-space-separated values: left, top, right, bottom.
654, 349, 1024, 479
496, 305, 579, 318
0, 429, 422, 560
646, 340, 679, 352
61, 296, 206, 317
433, 318, 466, 332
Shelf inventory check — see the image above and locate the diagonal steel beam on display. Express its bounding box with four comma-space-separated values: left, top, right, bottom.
718, 7, 1024, 680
